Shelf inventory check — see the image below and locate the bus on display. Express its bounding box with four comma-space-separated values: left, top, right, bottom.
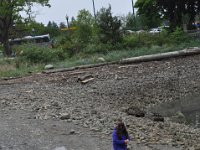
9, 34, 53, 47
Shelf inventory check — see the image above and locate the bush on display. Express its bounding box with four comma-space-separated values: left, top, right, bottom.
169, 27, 189, 44
123, 34, 140, 48
82, 42, 113, 54
15, 44, 66, 63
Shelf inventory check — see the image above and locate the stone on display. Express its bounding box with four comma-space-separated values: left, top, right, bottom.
54, 146, 67, 150
126, 106, 145, 117
171, 111, 186, 124
91, 109, 97, 115
97, 57, 105, 62
44, 64, 54, 70
69, 129, 76, 135
60, 113, 71, 120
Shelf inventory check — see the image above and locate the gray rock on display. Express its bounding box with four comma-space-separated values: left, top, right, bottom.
69, 129, 76, 135
44, 64, 54, 70
60, 113, 71, 120
91, 110, 97, 115
126, 106, 145, 117
53, 146, 67, 150
97, 57, 105, 62
171, 111, 186, 124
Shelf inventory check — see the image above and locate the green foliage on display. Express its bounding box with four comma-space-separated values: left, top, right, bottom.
73, 9, 94, 44
15, 44, 66, 63
169, 28, 189, 44
46, 21, 60, 37
123, 34, 140, 48
135, 0, 200, 29
82, 43, 113, 54
135, 0, 161, 28
96, 5, 122, 45
0, 0, 50, 56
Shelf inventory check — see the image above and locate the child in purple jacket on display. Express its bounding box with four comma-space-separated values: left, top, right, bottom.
112, 120, 130, 150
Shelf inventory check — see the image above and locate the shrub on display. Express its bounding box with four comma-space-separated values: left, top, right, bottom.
82, 42, 113, 54
15, 44, 66, 63
123, 34, 140, 48
169, 27, 189, 44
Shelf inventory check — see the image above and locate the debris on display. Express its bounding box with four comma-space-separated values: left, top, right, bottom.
81, 78, 94, 84
77, 75, 94, 84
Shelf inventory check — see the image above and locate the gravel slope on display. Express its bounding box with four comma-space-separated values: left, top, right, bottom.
1, 54, 200, 149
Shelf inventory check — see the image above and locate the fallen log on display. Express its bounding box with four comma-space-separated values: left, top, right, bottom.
120, 47, 200, 64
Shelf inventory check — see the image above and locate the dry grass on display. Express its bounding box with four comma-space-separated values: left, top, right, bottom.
0, 64, 16, 72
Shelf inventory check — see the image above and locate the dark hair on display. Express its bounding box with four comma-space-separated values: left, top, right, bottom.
116, 120, 129, 140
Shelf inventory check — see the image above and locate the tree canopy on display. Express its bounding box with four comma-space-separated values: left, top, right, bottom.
96, 5, 122, 45
0, 0, 49, 56
135, 0, 200, 29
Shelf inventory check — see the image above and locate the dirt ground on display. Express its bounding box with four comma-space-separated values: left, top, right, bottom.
1, 54, 200, 150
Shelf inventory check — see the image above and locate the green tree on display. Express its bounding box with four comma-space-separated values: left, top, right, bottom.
96, 5, 122, 45
46, 21, 60, 37
0, 0, 49, 56
135, 0, 200, 29
73, 9, 95, 44
59, 22, 66, 29
135, 0, 161, 29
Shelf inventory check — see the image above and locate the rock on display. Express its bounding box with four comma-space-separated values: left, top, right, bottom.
91, 109, 97, 115
52, 101, 59, 107
126, 106, 145, 117
153, 117, 164, 122
53, 146, 67, 150
69, 129, 76, 135
171, 111, 186, 124
60, 113, 71, 120
151, 113, 165, 122
44, 64, 54, 70
97, 57, 105, 62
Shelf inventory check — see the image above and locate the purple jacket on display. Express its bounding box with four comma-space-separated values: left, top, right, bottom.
112, 128, 129, 150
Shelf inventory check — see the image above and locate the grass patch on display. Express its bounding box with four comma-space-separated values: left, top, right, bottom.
0, 59, 44, 78
1, 38, 200, 78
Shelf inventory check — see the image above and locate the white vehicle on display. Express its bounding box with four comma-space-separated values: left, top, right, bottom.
149, 28, 162, 33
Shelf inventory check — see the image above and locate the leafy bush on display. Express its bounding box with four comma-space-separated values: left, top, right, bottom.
169, 27, 189, 44
123, 34, 140, 48
15, 44, 66, 63
82, 42, 113, 54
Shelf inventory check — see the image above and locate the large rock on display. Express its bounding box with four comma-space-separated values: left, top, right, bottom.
44, 64, 54, 70
60, 113, 71, 120
126, 106, 145, 117
171, 111, 186, 124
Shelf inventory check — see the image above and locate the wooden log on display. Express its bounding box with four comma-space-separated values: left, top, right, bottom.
81, 78, 94, 84
120, 48, 200, 64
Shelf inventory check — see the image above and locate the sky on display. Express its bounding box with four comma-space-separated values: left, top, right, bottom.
33, 0, 136, 25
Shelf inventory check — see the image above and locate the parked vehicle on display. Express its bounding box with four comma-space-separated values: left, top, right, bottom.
149, 28, 162, 33
9, 34, 53, 56
9, 34, 53, 47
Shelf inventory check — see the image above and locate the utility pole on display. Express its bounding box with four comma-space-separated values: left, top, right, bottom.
92, 0, 96, 19
131, 0, 135, 16
66, 14, 69, 28
131, 0, 136, 30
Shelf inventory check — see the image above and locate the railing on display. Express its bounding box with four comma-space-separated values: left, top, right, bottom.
187, 30, 200, 38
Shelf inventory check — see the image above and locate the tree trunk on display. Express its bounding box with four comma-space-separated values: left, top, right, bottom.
3, 39, 12, 56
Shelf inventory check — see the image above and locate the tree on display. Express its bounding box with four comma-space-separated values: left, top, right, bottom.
135, 0, 200, 29
59, 22, 66, 29
73, 9, 95, 44
46, 21, 60, 37
135, 0, 162, 29
0, 0, 49, 56
96, 5, 122, 45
